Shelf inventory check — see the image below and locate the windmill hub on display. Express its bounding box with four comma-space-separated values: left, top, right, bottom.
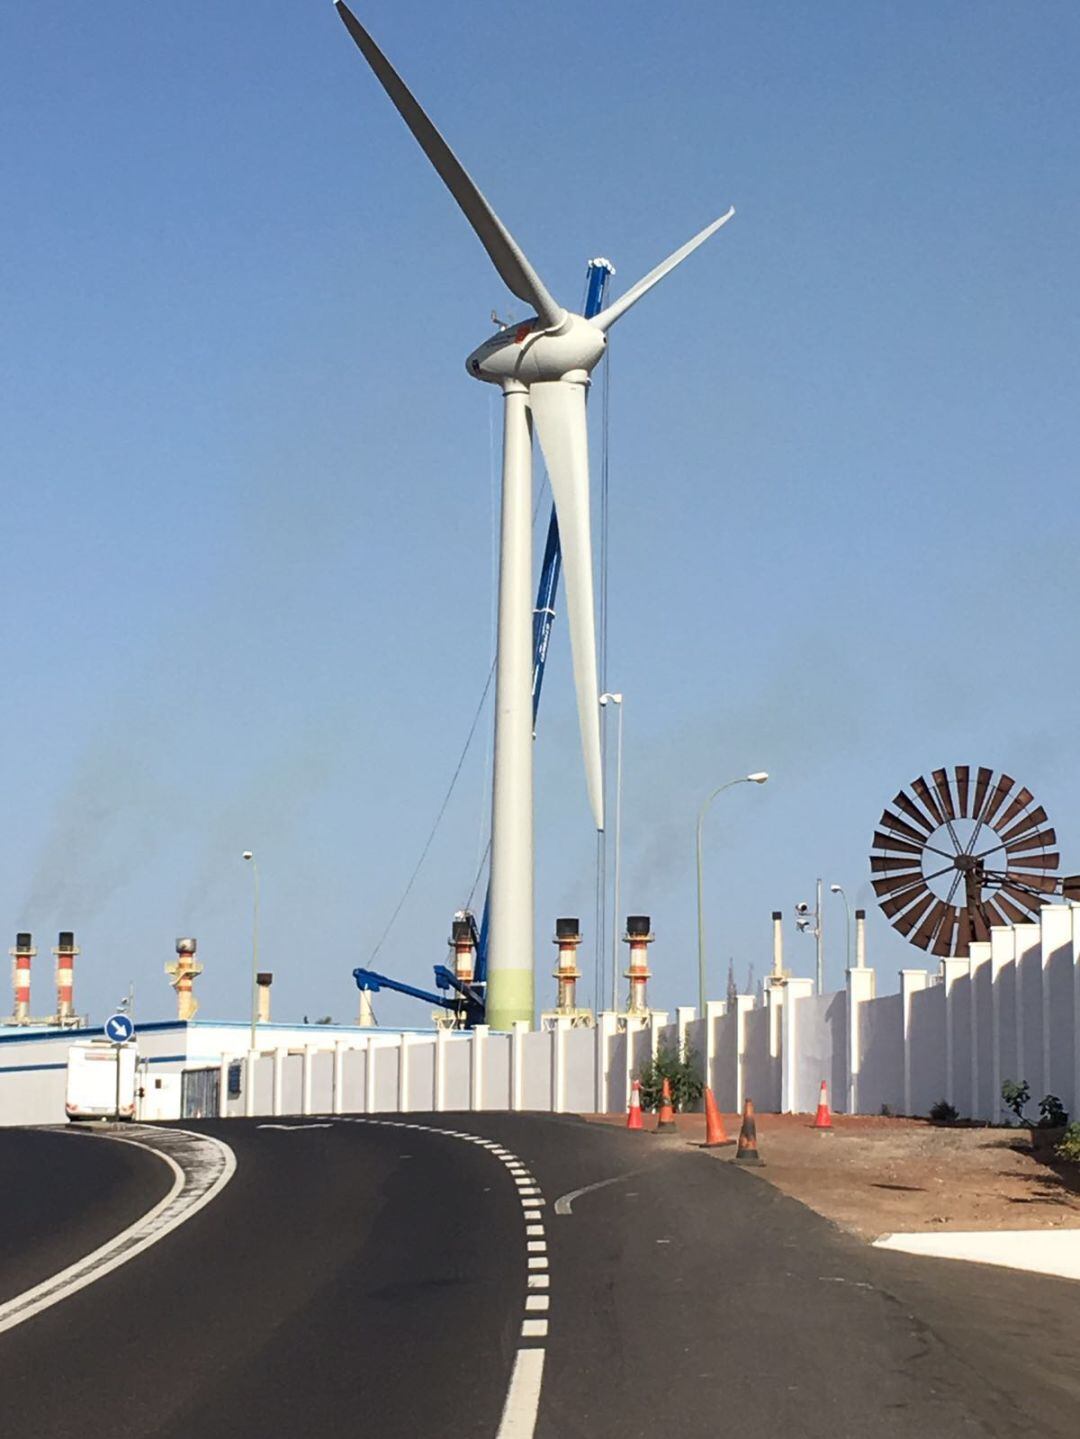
466, 313, 607, 386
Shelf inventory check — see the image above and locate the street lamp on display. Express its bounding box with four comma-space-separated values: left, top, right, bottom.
696, 772, 769, 1018
830, 883, 851, 973
242, 851, 259, 1053
599, 692, 623, 1012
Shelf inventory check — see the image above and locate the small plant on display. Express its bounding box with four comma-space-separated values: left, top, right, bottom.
929, 1098, 959, 1123
1038, 1094, 1068, 1129
1001, 1078, 1030, 1124
636, 1042, 704, 1114
880, 1103, 894, 1119
1055, 1122, 1080, 1163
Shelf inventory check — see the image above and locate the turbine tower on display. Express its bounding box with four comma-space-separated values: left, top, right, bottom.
335, 2, 734, 1029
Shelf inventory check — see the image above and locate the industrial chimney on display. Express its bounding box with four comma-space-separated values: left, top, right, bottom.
256, 971, 273, 1023
623, 915, 654, 1016
10, 933, 34, 1023
771, 910, 784, 983
165, 938, 203, 1021
552, 917, 583, 1014
53, 931, 79, 1025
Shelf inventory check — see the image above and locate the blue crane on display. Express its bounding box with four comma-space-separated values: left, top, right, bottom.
355, 259, 614, 1026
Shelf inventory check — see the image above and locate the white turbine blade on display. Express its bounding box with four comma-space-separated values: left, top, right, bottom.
592, 207, 735, 332
528, 380, 604, 831
335, 3, 564, 330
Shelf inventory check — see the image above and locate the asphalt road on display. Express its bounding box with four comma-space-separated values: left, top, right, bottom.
2, 1114, 1080, 1437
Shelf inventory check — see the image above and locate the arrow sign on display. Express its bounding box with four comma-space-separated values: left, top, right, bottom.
104, 1012, 135, 1044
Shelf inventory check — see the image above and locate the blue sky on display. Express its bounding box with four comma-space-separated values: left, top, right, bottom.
2, 2, 1077, 1028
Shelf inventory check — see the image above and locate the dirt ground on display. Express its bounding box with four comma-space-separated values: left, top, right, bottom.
583, 1110, 1080, 1240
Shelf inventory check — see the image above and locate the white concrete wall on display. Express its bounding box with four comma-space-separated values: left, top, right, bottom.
5, 905, 1080, 1124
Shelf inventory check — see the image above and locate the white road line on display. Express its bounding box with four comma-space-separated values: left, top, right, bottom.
496, 1347, 545, 1439
0, 1125, 236, 1336
256, 1122, 333, 1131
553, 1170, 641, 1216
346, 1117, 550, 1436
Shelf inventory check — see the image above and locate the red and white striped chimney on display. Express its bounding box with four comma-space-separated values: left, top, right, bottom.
623, 915, 654, 1016
11, 933, 34, 1022
53, 930, 78, 1024
552, 917, 582, 1013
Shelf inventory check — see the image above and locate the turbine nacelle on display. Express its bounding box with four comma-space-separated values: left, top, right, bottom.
466, 312, 607, 387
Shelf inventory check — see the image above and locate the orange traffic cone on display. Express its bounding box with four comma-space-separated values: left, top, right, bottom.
627, 1079, 643, 1130
656, 1076, 677, 1131
703, 1086, 731, 1147
813, 1079, 833, 1132
734, 1098, 762, 1164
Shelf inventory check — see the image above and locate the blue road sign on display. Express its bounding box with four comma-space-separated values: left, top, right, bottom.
104, 1012, 135, 1044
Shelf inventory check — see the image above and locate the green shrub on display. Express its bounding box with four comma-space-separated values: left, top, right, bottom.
1001, 1078, 1030, 1123
929, 1098, 959, 1123
636, 1042, 704, 1114
1038, 1094, 1069, 1129
1055, 1122, 1080, 1162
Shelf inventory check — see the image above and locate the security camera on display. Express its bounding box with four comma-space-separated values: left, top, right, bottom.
795, 901, 809, 915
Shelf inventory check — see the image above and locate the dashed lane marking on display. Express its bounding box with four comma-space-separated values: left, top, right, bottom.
339, 1118, 549, 1439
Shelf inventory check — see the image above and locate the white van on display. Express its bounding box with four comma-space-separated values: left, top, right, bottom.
65, 1041, 137, 1121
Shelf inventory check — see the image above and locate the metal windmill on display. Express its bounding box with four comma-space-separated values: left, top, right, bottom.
335, 4, 734, 1027
871, 766, 1061, 958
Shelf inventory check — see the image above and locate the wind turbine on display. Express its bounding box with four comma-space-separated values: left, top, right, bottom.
335, 2, 734, 1029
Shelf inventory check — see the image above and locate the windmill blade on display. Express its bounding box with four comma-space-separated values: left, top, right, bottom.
592, 210, 735, 332
872, 829, 924, 857
1003, 870, 1057, 894
528, 379, 603, 829
1008, 852, 1060, 870
979, 772, 1014, 827
1007, 827, 1056, 856
932, 907, 958, 957
892, 790, 934, 833
879, 808, 929, 846
994, 786, 1035, 834
972, 766, 993, 820
873, 871, 930, 899
871, 856, 923, 874
995, 892, 1034, 925
912, 899, 950, 951
931, 768, 956, 821
1000, 884, 1044, 916
982, 899, 1008, 930
334, 2, 564, 330
998, 806, 1048, 846
912, 775, 946, 827
891, 889, 935, 930
955, 764, 971, 816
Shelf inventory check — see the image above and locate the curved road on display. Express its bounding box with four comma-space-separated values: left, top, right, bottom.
2, 1115, 1080, 1437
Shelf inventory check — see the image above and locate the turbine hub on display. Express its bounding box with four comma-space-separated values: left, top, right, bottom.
466, 312, 606, 386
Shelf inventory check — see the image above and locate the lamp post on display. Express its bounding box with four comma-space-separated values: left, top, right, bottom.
599, 692, 623, 1012
830, 883, 851, 972
696, 772, 769, 1018
242, 851, 260, 1053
